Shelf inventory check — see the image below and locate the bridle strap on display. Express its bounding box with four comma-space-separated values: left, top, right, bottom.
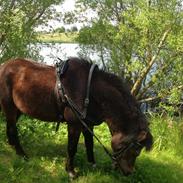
113, 141, 143, 161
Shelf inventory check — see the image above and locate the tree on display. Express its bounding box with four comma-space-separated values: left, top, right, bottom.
0, 0, 63, 63
73, 0, 183, 109
54, 26, 66, 33
71, 26, 78, 32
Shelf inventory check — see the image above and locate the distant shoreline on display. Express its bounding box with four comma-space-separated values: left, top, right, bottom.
36, 32, 78, 43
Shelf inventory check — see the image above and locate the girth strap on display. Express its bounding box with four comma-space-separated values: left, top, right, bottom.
82, 63, 97, 119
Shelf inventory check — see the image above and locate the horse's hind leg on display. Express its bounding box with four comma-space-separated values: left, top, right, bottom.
2, 100, 27, 158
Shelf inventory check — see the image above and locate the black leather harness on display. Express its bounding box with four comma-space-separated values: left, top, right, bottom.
54, 58, 143, 168
54, 59, 69, 131
54, 58, 116, 161
55, 59, 97, 130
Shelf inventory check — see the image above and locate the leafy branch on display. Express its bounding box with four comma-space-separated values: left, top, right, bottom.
131, 27, 171, 96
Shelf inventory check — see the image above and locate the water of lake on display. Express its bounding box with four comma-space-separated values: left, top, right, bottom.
37, 43, 101, 65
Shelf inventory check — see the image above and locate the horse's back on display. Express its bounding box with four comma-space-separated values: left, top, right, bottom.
1, 58, 53, 73
0, 58, 60, 121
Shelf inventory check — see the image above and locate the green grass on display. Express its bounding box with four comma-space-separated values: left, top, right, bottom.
0, 114, 183, 183
36, 32, 78, 43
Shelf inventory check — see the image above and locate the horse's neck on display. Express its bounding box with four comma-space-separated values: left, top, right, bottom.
93, 78, 143, 134
92, 80, 122, 130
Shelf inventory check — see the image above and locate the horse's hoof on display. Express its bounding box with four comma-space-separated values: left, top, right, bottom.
68, 171, 78, 180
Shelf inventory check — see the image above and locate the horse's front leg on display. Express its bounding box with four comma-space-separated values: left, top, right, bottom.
66, 124, 81, 179
82, 126, 96, 167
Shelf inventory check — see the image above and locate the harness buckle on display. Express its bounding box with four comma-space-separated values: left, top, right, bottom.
58, 82, 61, 89
84, 98, 89, 107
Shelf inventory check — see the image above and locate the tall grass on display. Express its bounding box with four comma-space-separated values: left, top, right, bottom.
150, 113, 183, 156
0, 113, 183, 183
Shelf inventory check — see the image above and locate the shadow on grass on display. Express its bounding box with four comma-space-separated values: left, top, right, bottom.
1, 120, 183, 183
23, 140, 67, 158
1, 141, 183, 183
3, 139, 181, 183
72, 145, 183, 183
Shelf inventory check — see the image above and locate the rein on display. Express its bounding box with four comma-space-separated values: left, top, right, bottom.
64, 94, 115, 161
55, 59, 142, 165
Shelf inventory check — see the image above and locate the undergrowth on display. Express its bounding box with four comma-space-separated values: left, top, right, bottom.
0, 113, 183, 183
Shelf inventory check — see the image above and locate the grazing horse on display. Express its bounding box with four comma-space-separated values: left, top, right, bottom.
0, 58, 153, 178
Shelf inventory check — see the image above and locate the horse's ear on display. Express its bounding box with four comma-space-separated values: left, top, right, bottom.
139, 131, 153, 151
143, 131, 153, 151
137, 130, 147, 142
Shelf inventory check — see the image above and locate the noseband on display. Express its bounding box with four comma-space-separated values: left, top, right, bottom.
112, 141, 143, 161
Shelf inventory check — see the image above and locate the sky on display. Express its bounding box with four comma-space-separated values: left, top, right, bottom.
36, 0, 96, 32
61, 0, 75, 11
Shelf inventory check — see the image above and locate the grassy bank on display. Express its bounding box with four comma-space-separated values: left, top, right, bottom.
37, 32, 78, 43
0, 114, 183, 183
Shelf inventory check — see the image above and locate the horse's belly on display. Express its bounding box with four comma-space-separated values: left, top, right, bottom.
13, 88, 60, 122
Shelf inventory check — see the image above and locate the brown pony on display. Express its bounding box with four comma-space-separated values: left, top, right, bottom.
0, 57, 153, 178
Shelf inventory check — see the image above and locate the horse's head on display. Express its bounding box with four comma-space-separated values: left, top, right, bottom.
111, 130, 153, 175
